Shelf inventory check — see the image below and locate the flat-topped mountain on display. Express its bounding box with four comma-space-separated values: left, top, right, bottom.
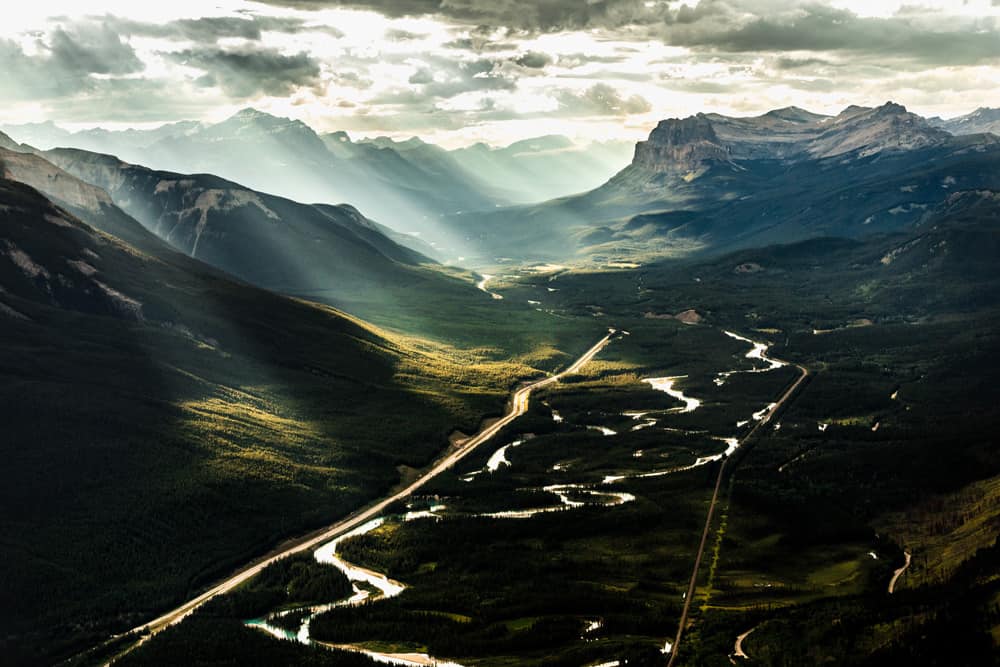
631, 115, 730, 175
629, 102, 949, 173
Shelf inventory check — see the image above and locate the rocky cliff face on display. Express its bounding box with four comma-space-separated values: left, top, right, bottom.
0, 148, 115, 214
806, 102, 950, 159
627, 102, 952, 176
631, 114, 730, 175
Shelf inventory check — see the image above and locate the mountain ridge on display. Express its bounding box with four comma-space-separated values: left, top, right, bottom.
448, 101, 1000, 263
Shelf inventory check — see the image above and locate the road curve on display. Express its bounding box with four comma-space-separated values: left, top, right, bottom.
730, 626, 756, 663
106, 331, 615, 656
888, 551, 911, 594
667, 349, 809, 667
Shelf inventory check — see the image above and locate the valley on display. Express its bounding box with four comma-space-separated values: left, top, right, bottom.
2, 29, 1000, 665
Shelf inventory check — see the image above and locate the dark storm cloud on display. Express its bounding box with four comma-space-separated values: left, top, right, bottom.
0, 22, 143, 100
252, 0, 1000, 68
100, 15, 324, 42
513, 51, 552, 69
773, 56, 833, 70
659, 2, 1000, 66
251, 0, 667, 32
165, 47, 323, 97
48, 22, 144, 75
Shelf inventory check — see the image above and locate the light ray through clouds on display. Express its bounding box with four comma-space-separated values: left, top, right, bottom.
0, 0, 999, 146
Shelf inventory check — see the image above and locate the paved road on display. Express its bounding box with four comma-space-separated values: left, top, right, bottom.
888, 551, 912, 594
102, 331, 615, 657
667, 353, 809, 667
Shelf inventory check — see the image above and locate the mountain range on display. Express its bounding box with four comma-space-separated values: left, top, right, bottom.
457, 102, 1000, 262
1, 111, 633, 259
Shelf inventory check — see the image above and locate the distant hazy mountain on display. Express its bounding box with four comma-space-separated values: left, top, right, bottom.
2, 112, 634, 261
447, 134, 634, 204
1, 111, 488, 258
0, 119, 202, 157
322, 131, 512, 211
39, 147, 448, 296
931, 107, 1000, 136
0, 130, 24, 151
457, 102, 1000, 262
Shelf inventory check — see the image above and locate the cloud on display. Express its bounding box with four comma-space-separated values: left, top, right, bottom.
558, 83, 651, 116
514, 51, 552, 69
165, 47, 323, 98
773, 56, 833, 70
97, 14, 344, 42
253, 0, 1000, 69
251, 0, 668, 32
333, 70, 373, 88
3, 2, 999, 144
408, 68, 434, 84
385, 28, 427, 41
0, 21, 144, 101
659, 1, 1000, 66
48, 23, 144, 75
371, 56, 515, 105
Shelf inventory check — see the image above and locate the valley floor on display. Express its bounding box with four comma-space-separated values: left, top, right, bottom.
61, 250, 1000, 667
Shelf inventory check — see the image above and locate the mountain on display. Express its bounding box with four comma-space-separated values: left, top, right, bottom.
110, 109, 513, 258
618, 102, 948, 180
0, 147, 161, 250
0, 129, 23, 151
455, 102, 1000, 263
0, 119, 202, 157
2, 111, 497, 256
0, 171, 517, 665
803, 102, 951, 158
37, 147, 483, 307
14, 145, 571, 349
1, 113, 637, 259
0, 120, 73, 148
448, 134, 634, 204
933, 107, 1000, 136
320, 131, 511, 213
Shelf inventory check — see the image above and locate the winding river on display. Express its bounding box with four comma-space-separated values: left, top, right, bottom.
244, 329, 790, 664
245, 511, 464, 667
475, 274, 504, 300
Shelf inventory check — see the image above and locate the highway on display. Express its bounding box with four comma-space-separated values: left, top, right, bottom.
666, 338, 809, 667
103, 331, 616, 659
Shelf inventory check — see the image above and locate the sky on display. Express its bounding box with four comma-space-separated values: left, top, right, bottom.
1, 0, 999, 147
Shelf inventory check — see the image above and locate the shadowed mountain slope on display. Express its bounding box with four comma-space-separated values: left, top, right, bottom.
0, 174, 522, 666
